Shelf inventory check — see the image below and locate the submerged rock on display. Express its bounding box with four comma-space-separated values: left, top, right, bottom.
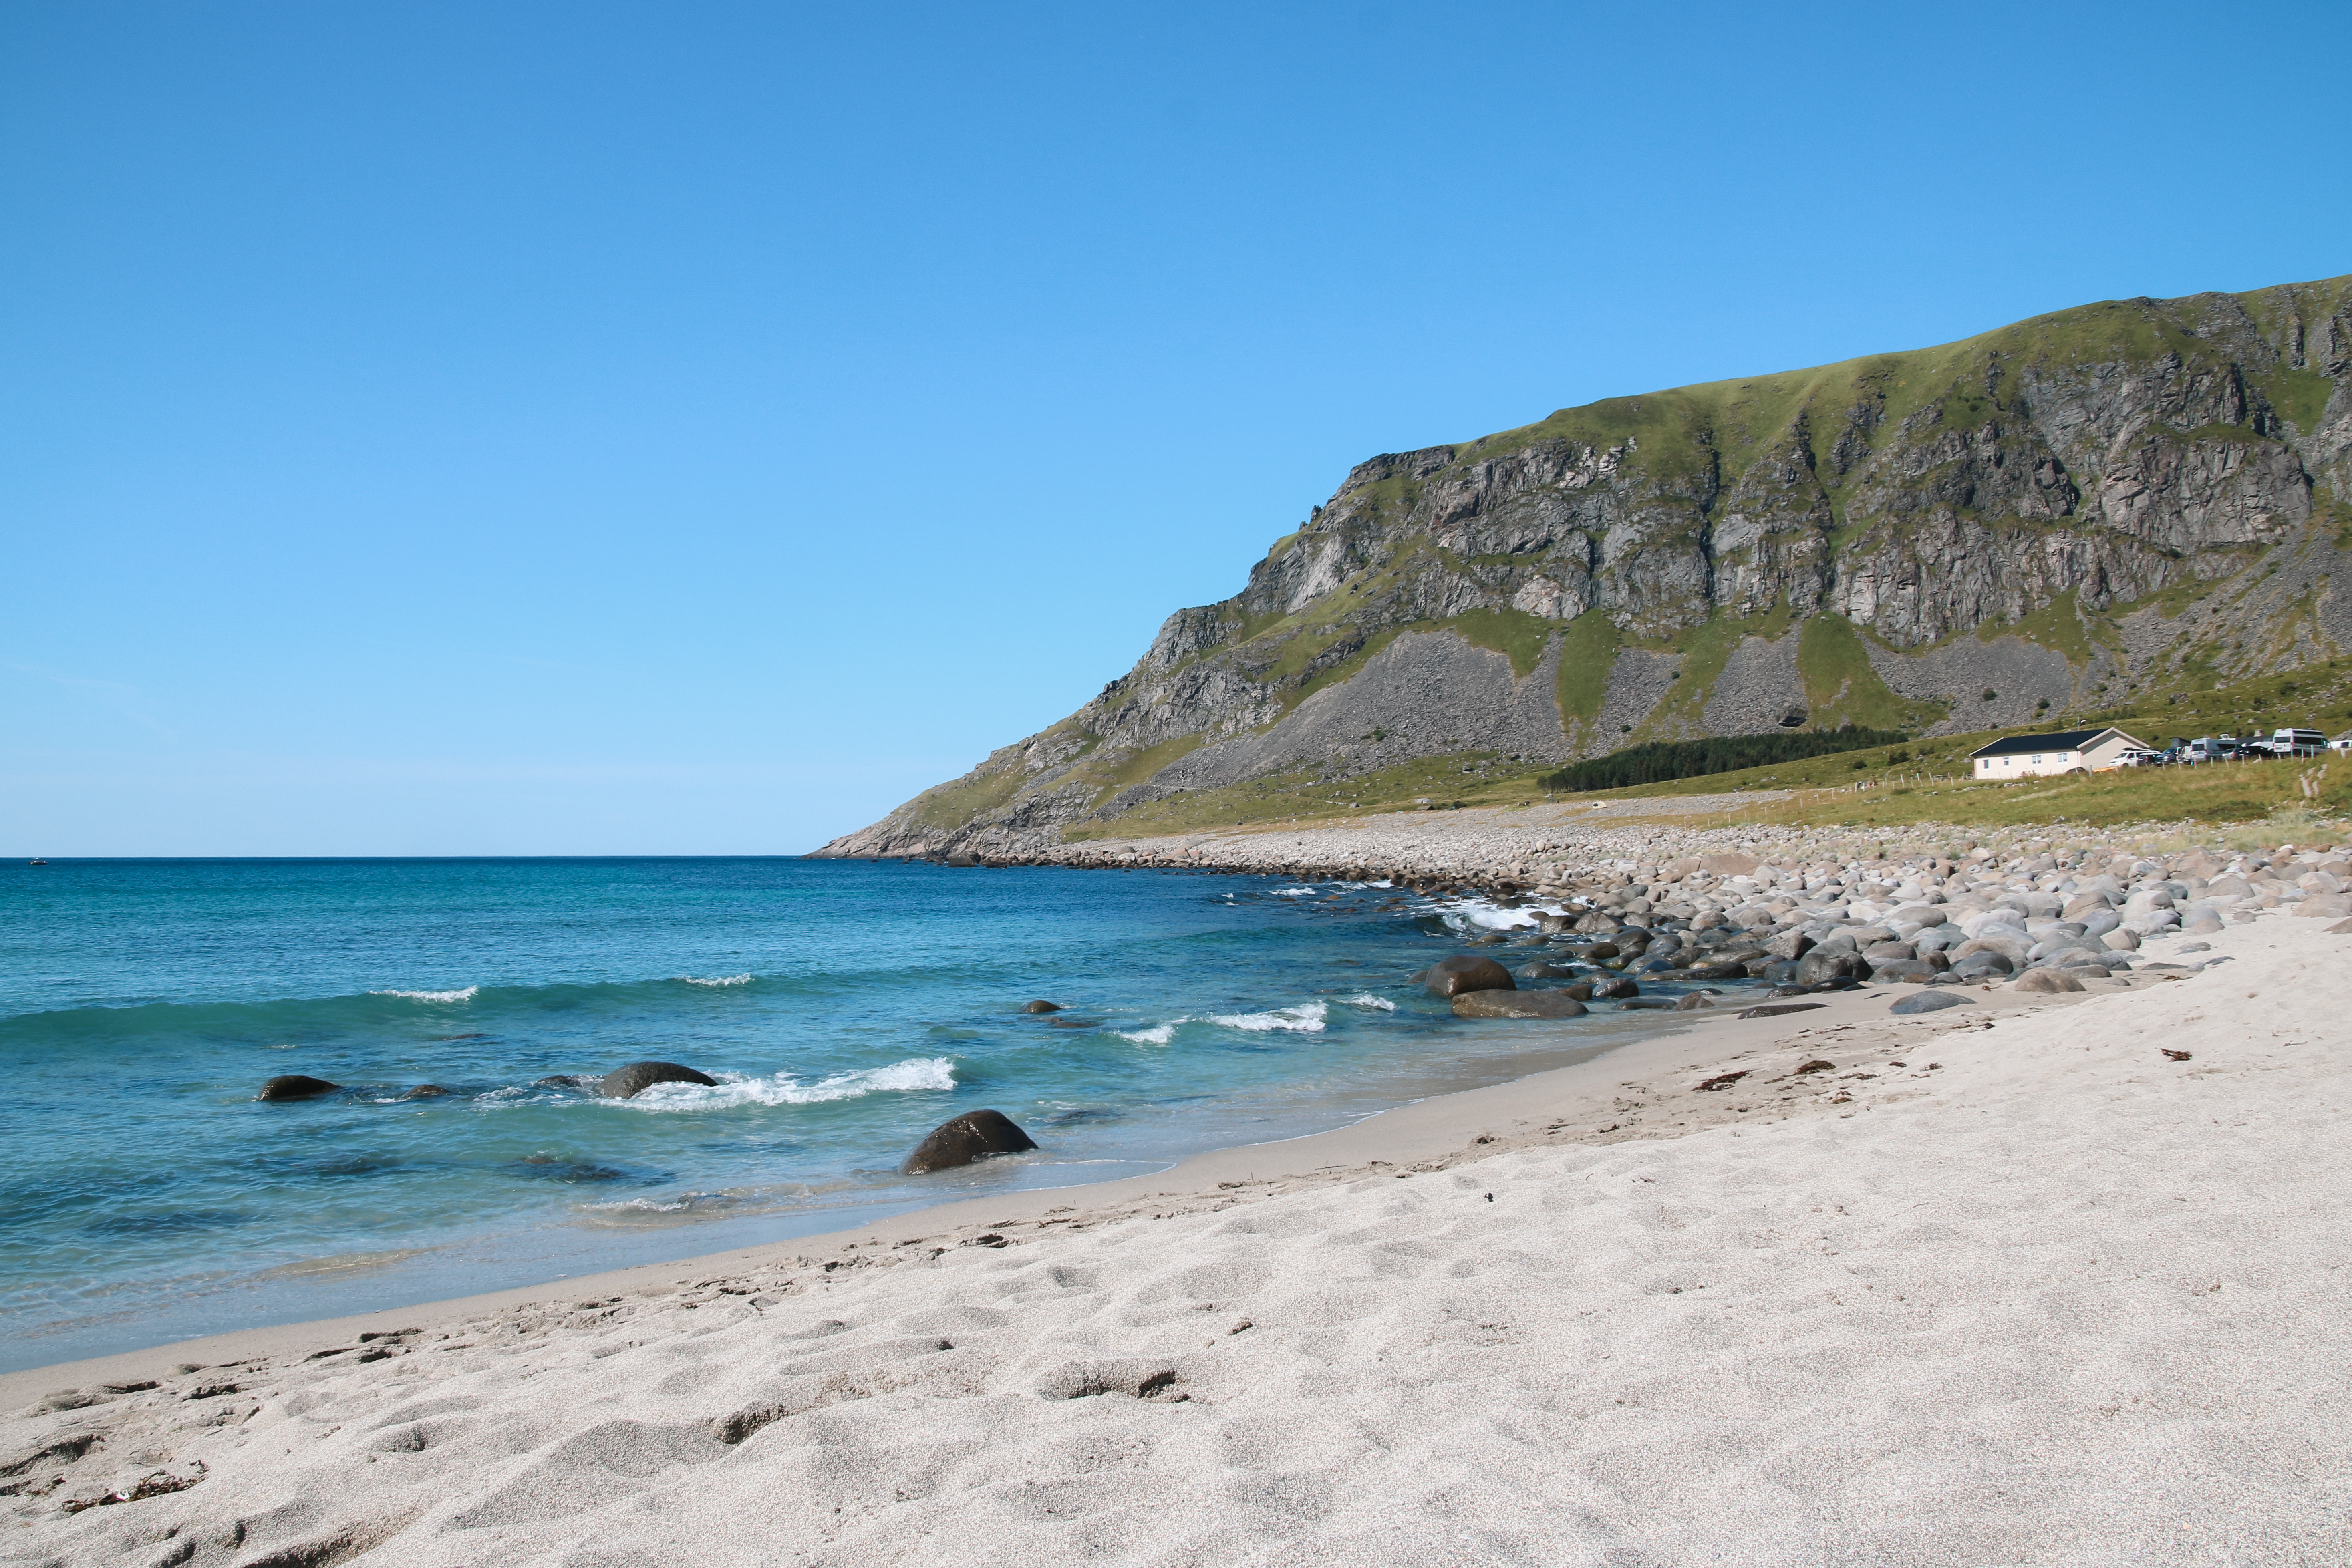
1423, 955, 1515, 998
1021, 1000, 1063, 1014
1452, 990, 1587, 1019
598, 1061, 721, 1099
257, 1075, 340, 1102
901, 1109, 1039, 1175
401, 1085, 452, 1099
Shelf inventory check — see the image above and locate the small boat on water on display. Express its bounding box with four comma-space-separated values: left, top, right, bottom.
27, 858, 45, 866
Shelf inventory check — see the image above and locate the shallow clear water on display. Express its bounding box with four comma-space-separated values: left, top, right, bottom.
0, 857, 1714, 1369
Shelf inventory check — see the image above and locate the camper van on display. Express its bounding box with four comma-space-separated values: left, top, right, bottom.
2251, 728, 2330, 758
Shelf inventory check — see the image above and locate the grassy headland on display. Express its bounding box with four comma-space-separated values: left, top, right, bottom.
1061, 660, 2352, 841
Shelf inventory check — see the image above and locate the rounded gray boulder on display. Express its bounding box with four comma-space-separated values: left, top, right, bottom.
1889, 990, 1974, 1015
1424, 955, 1515, 998
901, 1109, 1040, 1175
1452, 990, 1588, 1018
598, 1061, 721, 1099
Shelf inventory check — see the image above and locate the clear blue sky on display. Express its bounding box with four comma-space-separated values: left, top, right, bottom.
6, 1, 2347, 855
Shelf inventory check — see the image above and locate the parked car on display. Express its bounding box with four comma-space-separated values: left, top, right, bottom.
2331, 735, 2352, 755
2113, 747, 2163, 767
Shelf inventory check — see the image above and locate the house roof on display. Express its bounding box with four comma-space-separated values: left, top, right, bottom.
1970, 728, 2143, 759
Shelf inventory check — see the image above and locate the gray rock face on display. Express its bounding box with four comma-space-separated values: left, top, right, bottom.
900, 1110, 1040, 1175
598, 1061, 720, 1099
819, 274, 2352, 859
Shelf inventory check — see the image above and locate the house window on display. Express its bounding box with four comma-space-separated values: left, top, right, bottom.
2031, 756, 2042, 764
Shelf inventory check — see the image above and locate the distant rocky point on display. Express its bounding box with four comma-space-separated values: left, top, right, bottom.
820, 274, 2352, 860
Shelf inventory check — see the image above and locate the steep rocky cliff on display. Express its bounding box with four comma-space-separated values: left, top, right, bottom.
820, 274, 2352, 857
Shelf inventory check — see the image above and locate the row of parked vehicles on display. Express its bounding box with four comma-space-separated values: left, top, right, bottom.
2119, 728, 2343, 765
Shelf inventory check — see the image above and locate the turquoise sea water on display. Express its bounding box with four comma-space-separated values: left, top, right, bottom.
0, 857, 1713, 1370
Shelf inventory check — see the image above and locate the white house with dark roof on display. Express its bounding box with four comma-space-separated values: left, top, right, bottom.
1970, 727, 2151, 779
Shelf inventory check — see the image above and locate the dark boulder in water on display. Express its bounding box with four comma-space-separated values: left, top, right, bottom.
1021, 1000, 1063, 1014
258, 1075, 340, 1102
401, 1085, 452, 1099
534, 1074, 599, 1090
598, 1061, 720, 1099
901, 1109, 1039, 1175
1423, 955, 1515, 998
1516, 962, 1581, 980
1451, 990, 1588, 1018
1596, 977, 1641, 999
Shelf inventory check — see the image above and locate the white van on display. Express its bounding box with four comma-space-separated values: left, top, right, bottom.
2260, 728, 2330, 758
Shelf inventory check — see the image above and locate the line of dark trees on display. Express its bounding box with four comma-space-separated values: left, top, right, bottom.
1540, 725, 1912, 793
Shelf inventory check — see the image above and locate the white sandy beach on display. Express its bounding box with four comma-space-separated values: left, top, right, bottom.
6, 916, 2348, 1566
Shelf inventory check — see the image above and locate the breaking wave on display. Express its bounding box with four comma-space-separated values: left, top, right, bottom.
1439, 897, 1567, 932
610, 1057, 958, 1111
367, 986, 479, 1004
680, 973, 753, 987
1340, 993, 1397, 1010
1208, 1002, 1327, 1033
1115, 1023, 1178, 1046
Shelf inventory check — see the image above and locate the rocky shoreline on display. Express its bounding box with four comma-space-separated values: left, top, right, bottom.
902, 803, 2352, 990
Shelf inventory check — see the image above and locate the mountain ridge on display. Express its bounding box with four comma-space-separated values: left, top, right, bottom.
818, 273, 2352, 859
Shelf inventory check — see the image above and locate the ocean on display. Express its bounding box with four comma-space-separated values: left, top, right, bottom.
0, 856, 1701, 1371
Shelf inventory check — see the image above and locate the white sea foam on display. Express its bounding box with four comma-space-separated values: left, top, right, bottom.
1438, 899, 1542, 932
1340, 993, 1397, 1010
680, 973, 753, 987
612, 1057, 957, 1111
1273, 886, 1319, 897
1115, 1023, 1179, 1045
369, 985, 479, 1003
1208, 1001, 1328, 1033
581, 1193, 725, 1215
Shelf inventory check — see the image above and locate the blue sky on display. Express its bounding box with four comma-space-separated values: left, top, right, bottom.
6, 0, 2348, 855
